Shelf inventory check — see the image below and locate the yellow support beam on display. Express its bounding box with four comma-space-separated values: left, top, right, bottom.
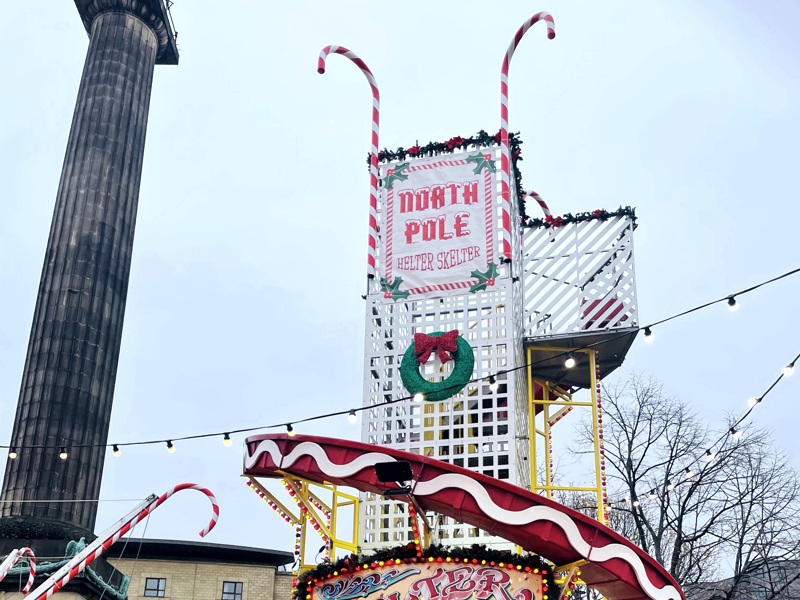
526, 346, 608, 525
249, 475, 360, 576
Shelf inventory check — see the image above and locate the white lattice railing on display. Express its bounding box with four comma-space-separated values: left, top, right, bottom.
522, 216, 638, 339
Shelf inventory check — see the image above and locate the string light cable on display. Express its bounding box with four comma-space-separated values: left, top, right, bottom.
609, 349, 800, 507
3, 265, 799, 456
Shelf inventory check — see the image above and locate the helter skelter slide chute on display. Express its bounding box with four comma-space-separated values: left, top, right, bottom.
245, 435, 683, 600
252, 9, 661, 600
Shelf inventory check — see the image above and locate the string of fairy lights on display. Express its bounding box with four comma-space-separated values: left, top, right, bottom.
610, 349, 800, 509
2, 265, 799, 465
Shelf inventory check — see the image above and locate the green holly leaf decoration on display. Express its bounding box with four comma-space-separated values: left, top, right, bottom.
380, 276, 411, 301
384, 163, 410, 189
465, 153, 496, 174
469, 262, 499, 293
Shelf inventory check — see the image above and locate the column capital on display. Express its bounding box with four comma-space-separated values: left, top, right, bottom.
74, 0, 179, 64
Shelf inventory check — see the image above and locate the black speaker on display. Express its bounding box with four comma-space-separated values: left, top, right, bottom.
374, 461, 413, 483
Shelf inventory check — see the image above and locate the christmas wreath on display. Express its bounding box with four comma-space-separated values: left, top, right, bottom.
400, 331, 474, 402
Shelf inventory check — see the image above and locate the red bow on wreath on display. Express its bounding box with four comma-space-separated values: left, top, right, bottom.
414, 331, 459, 364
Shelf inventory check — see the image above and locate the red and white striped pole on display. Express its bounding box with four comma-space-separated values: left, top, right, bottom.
525, 190, 552, 220
27, 484, 219, 600
318, 46, 380, 279
0, 547, 36, 593
500, 13, 555, 260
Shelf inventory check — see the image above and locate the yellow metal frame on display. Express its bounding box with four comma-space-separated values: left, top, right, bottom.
526, 346, 607, 525
248, 475, 359, 574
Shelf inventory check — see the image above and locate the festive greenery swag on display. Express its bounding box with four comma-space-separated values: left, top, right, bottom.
525, 206, 637, 229
400, 331, 474, 402
371, 129, 531, 221
293, 543, 561, 600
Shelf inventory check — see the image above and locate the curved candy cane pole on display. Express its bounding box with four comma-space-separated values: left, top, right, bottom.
525, 190, 557, 242
28, 484, 218, 600
525, 190, 551, 220
318, 45, 380, 279
500, 12, 556, 260
0, 547, 36, 593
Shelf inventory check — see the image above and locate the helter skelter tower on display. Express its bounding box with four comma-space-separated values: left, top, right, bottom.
348, 13, 639, 552
252, 13, 640, 573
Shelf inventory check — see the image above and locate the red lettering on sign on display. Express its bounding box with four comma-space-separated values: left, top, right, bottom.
454, 212, 471, 237
399, 191, 415, 214
422, 218, 437, 241
462, 182, 478, 205
416, 187, 430, 211
446, 182, 462, 205
437, 215, 453, 241
405, 219, 421, 244
430, 185, 445, 209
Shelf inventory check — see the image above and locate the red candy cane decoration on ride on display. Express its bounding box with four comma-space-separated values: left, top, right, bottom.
27, 484, 218, 600
318, 46, 380, 279
525, 190, 551, 219
0, 547, 36, 593
500, 12, 555, 260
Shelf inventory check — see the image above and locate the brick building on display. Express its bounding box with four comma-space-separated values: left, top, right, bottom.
0, 539, 293, 600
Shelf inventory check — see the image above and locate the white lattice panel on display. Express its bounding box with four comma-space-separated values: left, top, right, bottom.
522, 216, 638, 339
360, 146, 527, 552
360, 285, 521, 551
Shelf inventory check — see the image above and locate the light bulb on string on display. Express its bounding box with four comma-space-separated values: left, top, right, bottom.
488, 375, 499, 392
684, 467, 694, 479
166, 440, 175, 453
8, 447, 17, 460
666, 480, 675, 491
413, 393, 425, 403
727, 296, 739, 312
730, 427, 743, 440
287, 424, 296, 437
643, 327, 654, 343
705, 449, 715, 462
632, 499, 640, 507
223, 433, 232, 447
59, 447, 68, 460
564, 354, 576, 369
783, 363, 795, 377
348, 410, 357, 424
648, 489, 657, 500
112, 444, 121, 457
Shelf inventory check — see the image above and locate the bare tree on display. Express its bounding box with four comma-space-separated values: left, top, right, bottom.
573, 373, 800, 599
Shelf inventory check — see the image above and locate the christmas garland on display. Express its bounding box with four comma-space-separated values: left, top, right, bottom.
524, 206, 637, 229
400, 332, 474, 402
370, 130, 532, 221
294, 543, 561, 600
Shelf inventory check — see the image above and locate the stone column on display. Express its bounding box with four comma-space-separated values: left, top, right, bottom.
1, 1, 176, 535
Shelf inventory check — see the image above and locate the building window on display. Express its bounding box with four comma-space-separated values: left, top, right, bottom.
222, 581, 243, 600
144, 577, 166, 597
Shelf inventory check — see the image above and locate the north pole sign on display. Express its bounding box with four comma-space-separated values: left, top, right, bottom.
379, 152, 498, 301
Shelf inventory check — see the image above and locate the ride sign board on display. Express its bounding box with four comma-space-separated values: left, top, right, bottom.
314, 563, 544, 600
379, 152, 498, 301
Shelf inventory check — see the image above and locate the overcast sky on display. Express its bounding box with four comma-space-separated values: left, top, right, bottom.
1, 0, 799, 570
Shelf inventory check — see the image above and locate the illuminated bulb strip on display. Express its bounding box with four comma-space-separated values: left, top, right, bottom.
548, 404, 573, 427
407, 502, 423, 557
280, 481, 329, 551
594, 352, 609, 524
